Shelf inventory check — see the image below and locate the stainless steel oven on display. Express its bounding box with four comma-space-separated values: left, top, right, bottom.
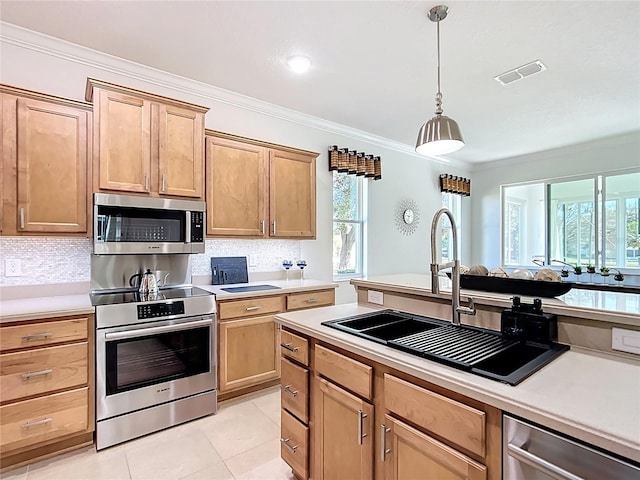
93, 287, 216, 450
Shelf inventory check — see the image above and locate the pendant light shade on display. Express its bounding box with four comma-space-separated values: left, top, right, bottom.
416, 5, 465, 156
416, 114, 464, 155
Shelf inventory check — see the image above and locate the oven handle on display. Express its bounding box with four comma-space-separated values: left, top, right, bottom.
104, 318, 213, 341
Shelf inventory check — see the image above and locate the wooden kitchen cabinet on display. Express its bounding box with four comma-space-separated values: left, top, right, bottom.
205, 130, 318, 239
218, 313, 281, 393
1, 86, 91, 235
0, 314, 95, 470
86, 78, 207, 199
313, 375, 374, 480
382, 414, 486, 480
217, 288, 334, 400
277, 330, 501, 480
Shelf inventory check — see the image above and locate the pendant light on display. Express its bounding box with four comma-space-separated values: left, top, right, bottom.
416, 5, 464, 156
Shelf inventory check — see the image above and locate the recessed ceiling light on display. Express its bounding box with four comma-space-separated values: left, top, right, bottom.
287, 56, 311, 74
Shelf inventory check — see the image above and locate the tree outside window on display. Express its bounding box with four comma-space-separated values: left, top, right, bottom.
333, 172, 365, 277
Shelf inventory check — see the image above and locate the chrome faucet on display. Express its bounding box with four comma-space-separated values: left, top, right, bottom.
430, 208, 475, 325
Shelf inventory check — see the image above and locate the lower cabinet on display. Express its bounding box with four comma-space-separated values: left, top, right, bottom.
278, 328, 501, 480
217, 289, 335, 399
313, 375, 374, 480
218, 314, 280, 393
382, 414, 487, 480
0, 314, 94, 471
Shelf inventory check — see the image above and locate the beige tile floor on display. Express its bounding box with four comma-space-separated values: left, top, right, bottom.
2, 386, 295, 480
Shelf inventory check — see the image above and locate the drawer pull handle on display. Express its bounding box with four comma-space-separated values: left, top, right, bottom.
22, 369, 53, 380
280, 342, 299, 353
357, 410, 368, 445
306, 298, 318, 303
21, 333, 52, 341
281, 384, 298, 398
280, 437, 298, 453
22, 418, 53, 429
245, 306, 261, 311
380, 424, 391, 461
260, 219, 265, 235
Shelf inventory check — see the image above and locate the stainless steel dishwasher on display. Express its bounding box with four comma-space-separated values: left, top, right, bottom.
503, 414, 639, 480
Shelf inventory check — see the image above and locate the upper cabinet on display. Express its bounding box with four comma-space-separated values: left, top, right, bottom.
86, 79, 207, 199
1, 86, 91, 235
205, 131, 317, 239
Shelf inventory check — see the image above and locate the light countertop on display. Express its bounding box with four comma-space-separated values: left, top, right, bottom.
0, 279, 337, 323
275, 302, 640, 463
352, 274, 640, 325
198, 279, 338, 300
0, 294, 94, 323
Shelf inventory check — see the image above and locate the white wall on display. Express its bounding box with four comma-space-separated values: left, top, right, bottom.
470, 132, 640, 268
1, 25, 472, 299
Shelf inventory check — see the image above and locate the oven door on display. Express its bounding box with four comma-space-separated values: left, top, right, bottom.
96, 315, 216, 420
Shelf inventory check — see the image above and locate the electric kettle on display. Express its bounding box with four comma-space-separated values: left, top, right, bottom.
129, 269, 159, 294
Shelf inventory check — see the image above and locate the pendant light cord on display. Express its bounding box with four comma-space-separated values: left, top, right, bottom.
435, 17, 443, 116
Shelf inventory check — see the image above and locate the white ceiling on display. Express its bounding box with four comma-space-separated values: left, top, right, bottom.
1, 1, 639, 163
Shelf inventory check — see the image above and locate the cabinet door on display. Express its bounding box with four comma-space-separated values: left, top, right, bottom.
95, 88, 151, 193
218, 315, 280, 393
158, 104, 204, 198
383, 414, 487, 480
16, 98, 88, 233
269, 149, 316, 238
313, 375, 373, 480
205, 136, 267, 237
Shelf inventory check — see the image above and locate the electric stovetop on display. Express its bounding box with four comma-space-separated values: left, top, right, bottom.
90, 286, 213, 306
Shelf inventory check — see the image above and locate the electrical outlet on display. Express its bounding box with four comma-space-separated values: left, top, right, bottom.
367, 290, 384, 305
5, 259, 22, 277
612, 328, 640, 355
249, 255, 258, 267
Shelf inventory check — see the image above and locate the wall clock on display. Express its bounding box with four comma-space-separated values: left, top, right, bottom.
395, 199, 420, 235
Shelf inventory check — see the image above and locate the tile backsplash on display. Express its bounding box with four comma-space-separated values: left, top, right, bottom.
0, 237, 300, 286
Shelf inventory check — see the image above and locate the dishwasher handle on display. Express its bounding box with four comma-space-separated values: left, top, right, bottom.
507, 443, 586, 480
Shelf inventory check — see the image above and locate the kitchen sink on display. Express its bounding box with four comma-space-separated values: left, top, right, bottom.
325, 310, 448, 344
322, 310, 569, 385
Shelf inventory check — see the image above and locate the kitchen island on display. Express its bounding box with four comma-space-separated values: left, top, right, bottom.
274, 274, 640, 479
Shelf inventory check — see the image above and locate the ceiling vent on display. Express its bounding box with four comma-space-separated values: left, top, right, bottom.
494, 60, 547, 86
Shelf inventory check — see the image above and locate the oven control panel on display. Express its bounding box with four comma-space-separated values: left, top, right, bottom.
137, 301, 185, 319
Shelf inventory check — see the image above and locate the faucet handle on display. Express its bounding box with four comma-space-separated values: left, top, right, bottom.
457, 296, 476, 316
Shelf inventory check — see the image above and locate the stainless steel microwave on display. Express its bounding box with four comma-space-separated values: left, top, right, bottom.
93, 193, 205, 255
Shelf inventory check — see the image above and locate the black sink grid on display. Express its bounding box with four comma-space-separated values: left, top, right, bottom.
322, 310, 569, 386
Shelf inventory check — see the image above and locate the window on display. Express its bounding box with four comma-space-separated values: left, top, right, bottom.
501, 170, 639, 270
333, 172, 366, 278
440, 193, 461, 264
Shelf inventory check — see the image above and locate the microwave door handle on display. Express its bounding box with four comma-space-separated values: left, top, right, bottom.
185, 211, 191, 243
105, 318, 213, 341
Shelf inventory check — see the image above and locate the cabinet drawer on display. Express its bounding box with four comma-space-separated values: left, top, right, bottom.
280, 329, 309, 366
0, 387, 88, 453
315, 345, 372, 400
281, 357, 309, 423
384, 374, 486, 458
0, 343, 88, 403
0, 318, 88, 352
286, 290, 335, 311
281, 409, 309, 480
218, 296, 283, 320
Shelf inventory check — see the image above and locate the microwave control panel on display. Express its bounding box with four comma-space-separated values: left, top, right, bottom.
191, 211, 204, 242
137, 301, 185, 319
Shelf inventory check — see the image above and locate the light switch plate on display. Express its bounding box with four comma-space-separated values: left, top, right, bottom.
367, 290, 384, 305
249, 255, 257, 267
612, 327, 640, 355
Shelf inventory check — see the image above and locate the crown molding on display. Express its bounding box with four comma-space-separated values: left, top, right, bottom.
1, 22, 468, 167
